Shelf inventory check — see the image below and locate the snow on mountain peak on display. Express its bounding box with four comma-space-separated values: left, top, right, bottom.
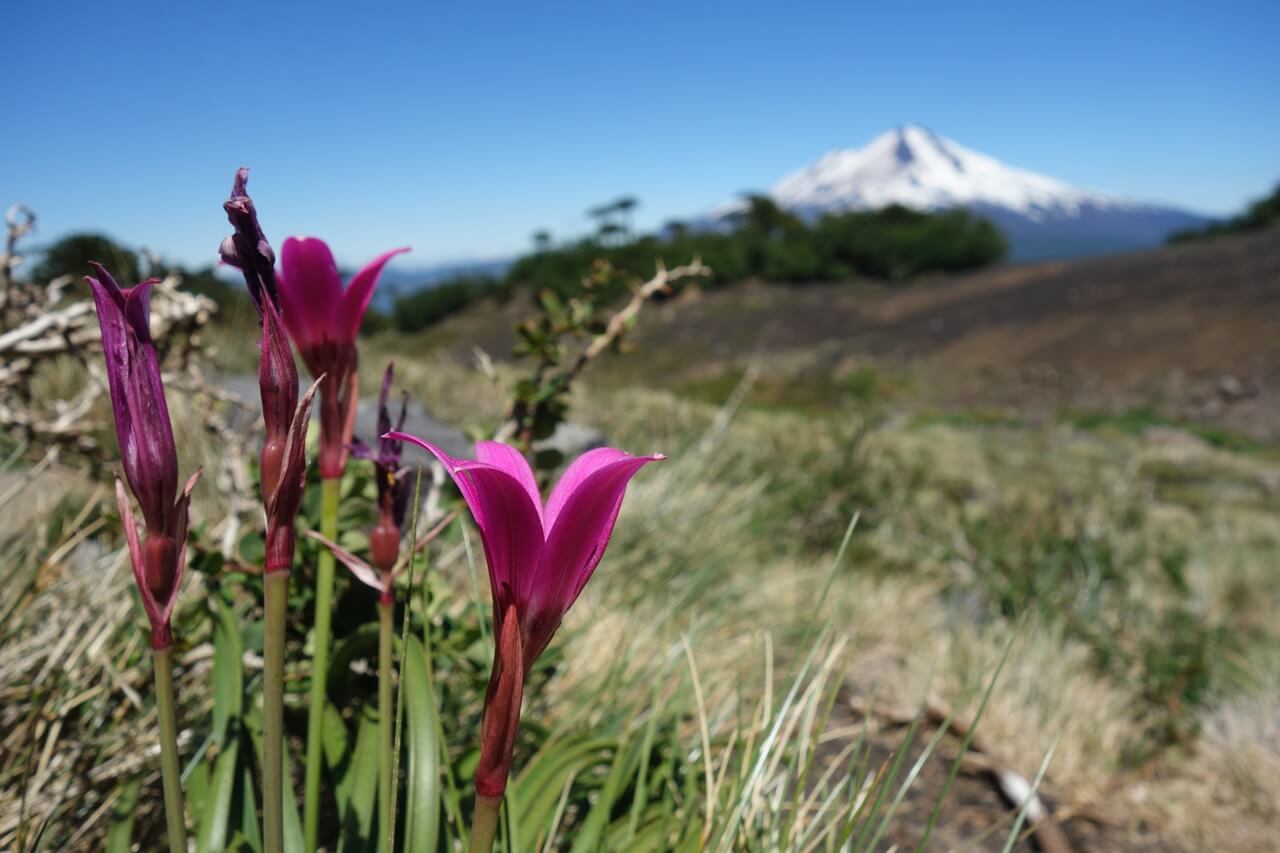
768, 125, 1127, 221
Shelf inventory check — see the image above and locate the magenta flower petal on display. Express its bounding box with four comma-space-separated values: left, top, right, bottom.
390, 432, 543, 607
527, 453, 662, 657
278, 237, 342, 349
336, 247, 409, 341
475, 441, 543, 524
542, 447, 630, 534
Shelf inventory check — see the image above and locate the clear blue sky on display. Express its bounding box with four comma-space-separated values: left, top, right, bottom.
6, 0, 1277, 270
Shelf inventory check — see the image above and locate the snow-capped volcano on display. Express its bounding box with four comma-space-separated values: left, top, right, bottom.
772, 124, 1124, 220
718, 125, 1210, 260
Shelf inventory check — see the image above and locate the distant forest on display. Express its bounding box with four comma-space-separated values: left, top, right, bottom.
1169, 182, 1280, 244
391, 196, 1006, 333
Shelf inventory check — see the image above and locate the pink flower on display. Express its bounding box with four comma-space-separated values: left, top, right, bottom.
388, 435, 662, 797
276, 237, 408, 478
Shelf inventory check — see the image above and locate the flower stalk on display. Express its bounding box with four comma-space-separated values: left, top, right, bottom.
262, 571, 288, 853
378, 597, 394, 850
304, 475, 340, 848
152, 646, 187, 853
468, 796, 502, 853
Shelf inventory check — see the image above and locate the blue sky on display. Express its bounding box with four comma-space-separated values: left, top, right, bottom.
6, 0, 1277, 269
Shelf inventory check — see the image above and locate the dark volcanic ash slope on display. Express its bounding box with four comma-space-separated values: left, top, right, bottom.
420, 226, 1280, 435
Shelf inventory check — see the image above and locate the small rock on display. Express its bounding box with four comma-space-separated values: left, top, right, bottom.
1219, 374, 1245, 400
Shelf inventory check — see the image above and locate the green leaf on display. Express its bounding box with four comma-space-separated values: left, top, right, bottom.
402, 637, 441, 852
570, 733, 644, 853
336, 707, 380, 853
238, 760, 262, 852
509, 737, 613, 838
212, 597, 245, 744
322, 703, 355, 819
105, 778, 142, 853
186, 757, 210, 819
282, 734, 308, 853
195, 733, 240, 853
624, 703, 663, 841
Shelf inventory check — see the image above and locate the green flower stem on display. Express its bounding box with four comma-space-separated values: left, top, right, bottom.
151, 645, 188, 853
263, 570, 289, 853
469, 795, 502, 853
304, 475, 341, 850
378, 598, 394, 852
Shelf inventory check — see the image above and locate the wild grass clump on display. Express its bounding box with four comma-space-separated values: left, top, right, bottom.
5, 334, 1280, 848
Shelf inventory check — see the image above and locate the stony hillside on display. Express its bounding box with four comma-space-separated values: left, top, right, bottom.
418, 226, 1280, 437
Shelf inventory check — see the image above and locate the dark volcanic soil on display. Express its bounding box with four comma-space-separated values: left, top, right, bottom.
424, 226, 1280, 436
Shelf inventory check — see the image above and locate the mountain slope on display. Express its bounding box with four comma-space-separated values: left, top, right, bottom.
721, 125, 1210, 260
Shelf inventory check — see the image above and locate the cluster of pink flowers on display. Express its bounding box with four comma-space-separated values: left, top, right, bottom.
91, 167, 661, 851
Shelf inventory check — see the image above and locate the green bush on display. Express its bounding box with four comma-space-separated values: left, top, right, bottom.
389, 198, 1007, 331
1169, 181, 1280, 243
506, 202, 1005, 294
391, 276, 510, 333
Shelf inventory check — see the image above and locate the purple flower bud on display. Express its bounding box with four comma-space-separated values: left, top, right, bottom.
88, 263, 179, 534
351, 362, 411, 530
264, 378, 320, 574
88, 262, 201, 648
220, 167, 279, 310
221, 168, 300, 499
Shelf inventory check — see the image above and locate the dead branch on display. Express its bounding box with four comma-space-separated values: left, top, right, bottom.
495, 257, 710, 443
0, 218, 216, 461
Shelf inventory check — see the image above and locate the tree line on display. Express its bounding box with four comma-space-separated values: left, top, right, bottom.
393, 196, 1006, 332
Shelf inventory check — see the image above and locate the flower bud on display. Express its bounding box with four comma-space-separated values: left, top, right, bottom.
370, 514, 400, 577
144, 535, 178, 602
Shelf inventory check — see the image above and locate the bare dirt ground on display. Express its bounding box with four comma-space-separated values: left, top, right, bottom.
822, 694, 1183, 852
